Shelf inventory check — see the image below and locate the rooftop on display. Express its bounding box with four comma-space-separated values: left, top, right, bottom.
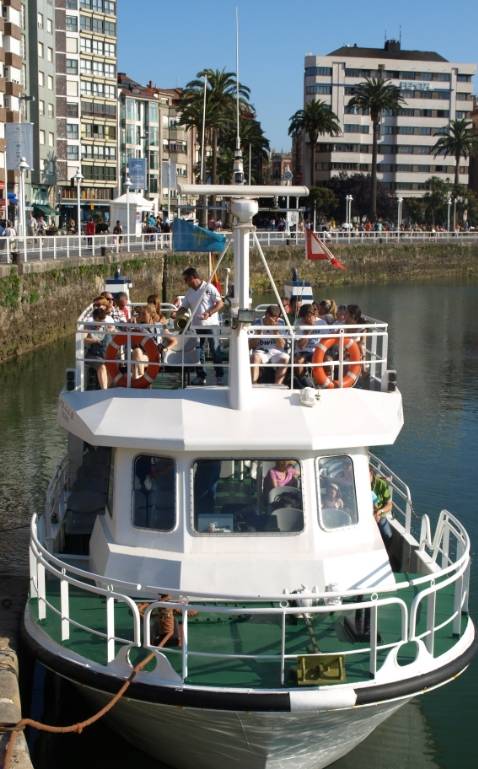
327, 40, 448, 63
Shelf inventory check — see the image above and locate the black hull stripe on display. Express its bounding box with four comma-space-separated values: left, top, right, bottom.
23, 621, 477, 712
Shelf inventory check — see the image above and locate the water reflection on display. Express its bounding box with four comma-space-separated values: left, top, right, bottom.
1, 282, 478, 768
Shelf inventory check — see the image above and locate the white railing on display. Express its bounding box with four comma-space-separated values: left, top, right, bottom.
73, 312, 389, 392
2, 228, 478, 263
29, 508, 470, 684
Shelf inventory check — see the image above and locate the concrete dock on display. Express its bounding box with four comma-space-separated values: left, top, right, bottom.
0, 575, 34, 769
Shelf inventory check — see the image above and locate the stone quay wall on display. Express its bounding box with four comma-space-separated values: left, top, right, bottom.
0, 241, 477, 364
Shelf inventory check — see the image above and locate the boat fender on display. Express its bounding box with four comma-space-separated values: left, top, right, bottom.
289, 687, 357, 711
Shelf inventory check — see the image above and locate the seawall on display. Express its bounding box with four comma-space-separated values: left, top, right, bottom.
0, 241, 477, 363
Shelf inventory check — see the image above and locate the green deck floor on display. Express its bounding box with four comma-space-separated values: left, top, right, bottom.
30, 573, 463, 689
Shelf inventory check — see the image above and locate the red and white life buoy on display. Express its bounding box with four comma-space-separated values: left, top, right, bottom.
105, 333, 160, 389
311, 336, 362, 389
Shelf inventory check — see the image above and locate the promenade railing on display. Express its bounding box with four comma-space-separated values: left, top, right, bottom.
2, 229, 478, 263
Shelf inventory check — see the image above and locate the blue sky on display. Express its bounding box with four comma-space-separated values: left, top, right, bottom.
118, 0, 478, 151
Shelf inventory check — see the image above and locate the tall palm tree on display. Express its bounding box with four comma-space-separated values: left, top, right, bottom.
432, 118, 477, 189
348, 78, 404, 221
288, 100, 340, 188
178, 68, 250, 184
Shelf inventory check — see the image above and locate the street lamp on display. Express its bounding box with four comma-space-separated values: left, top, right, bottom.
397, 197, 403, 236
345, 195, 353, 226
125, 173, 132, 252
453, 197, 457, 232
18, 157, 30, 242
74, 169, 83, 256
447, 196, 452, 232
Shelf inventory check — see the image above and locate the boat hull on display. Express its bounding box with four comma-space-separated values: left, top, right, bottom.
73, 681, 406, 769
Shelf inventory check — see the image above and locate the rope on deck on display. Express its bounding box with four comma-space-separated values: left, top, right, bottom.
0, 650, 156, 769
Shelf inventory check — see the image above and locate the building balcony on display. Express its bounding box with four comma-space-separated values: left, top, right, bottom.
4, 22, 21, 40
6, 81, 22, 97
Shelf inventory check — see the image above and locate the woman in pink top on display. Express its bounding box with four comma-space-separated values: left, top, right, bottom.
264, 460, 299, 493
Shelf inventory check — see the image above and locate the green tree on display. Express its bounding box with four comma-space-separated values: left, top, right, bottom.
348, 78, 404, 221
432, 118, 478, 189
288, 100, 340, 189
422, 176, 452, 226
308, 186, 338, 222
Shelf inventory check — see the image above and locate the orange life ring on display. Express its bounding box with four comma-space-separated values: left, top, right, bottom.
311, 336, 362, 389
105, 333, 160, 389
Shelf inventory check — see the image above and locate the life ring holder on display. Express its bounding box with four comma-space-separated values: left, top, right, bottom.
311, 336, 362, 389
105, 333, 160, 389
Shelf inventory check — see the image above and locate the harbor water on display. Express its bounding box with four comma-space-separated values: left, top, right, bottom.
0, 281, 477, 768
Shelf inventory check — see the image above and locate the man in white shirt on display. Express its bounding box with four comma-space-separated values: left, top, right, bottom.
179, 267, 224, 384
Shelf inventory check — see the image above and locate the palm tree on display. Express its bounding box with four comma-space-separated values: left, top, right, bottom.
178, 68, 250, 184
432, 118, 477, 189
348, 78, 404, 221
288, 100, 340, 188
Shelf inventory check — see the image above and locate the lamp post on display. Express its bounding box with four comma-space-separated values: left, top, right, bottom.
397, 196, 403, 238
74, 169, 83, 256
447, 196, 452, 233
125, 173, 132, 252
453, 197, 457, 232
18, 156, 30, 240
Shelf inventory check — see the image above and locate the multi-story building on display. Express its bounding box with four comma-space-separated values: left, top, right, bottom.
57, 0, 117, 225
468, 97, 478, 195
0, 0, 25, 223
23, 0, 57, 211
118, 73, 196, 215
298, 40, 475, 197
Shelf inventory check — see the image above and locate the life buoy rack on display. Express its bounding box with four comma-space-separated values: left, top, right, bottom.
311, 336, 362, 389
105, 333, 160, 389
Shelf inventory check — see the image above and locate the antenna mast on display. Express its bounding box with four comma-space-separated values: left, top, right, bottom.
232, 6, 244, 184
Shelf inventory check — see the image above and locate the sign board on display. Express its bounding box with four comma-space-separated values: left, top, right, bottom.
161, 160, 177, 191
5, 123, 34, 170
127, 157, 147, 189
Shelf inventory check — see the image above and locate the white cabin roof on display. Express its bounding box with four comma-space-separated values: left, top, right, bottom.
59, 387, 403, 451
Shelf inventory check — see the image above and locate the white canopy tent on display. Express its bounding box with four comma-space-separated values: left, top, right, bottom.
110, 192, 155, 236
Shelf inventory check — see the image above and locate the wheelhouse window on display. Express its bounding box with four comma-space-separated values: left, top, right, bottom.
133, 456, 175, 530
318, 456, 358, 529
192, 459, 303, 534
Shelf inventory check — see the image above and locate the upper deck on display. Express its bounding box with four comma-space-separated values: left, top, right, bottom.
62, 307, 402, 450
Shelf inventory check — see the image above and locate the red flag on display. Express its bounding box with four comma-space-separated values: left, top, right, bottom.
305, 229, 346, 271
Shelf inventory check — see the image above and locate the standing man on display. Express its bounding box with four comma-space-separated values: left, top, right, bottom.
178, 266, 224, 385
85, 217, 96, 249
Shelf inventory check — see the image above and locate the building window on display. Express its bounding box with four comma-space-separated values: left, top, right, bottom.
344, 124, 369, 134
47, 75, 54, 90
47, 103, 54, 118
67, 80, 79, 97
66, 37, 78, 54
38, 71, 45, 87
48, 132, 54, 147
37, 12, 44, 28
39, 99, 45, 116
305, 85, 332, 95
47, 47, 53, 63
67, 102, 79, 117
67, 123, 79, 139
38, 41, 44, 58
39, 130, 45, 145
66, 15, 78, 32
305, 66, 332, 77
47, 18, 53, 33
66, 58, 79, 74
67, 145, 79, 160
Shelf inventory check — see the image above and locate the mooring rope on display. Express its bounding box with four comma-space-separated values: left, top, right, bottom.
0, 650, 156, 769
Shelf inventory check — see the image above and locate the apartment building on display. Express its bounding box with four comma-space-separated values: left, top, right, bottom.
299, 40, 475, 197
22, 0, 57, 211
118, 73, 196, 215
0, 0, 24, 222
57, 0, 117, 225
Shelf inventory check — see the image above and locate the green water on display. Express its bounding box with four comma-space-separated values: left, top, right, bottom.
0, 281, 477, 768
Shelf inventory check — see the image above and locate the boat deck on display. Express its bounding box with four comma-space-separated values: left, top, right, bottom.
30, 572, 460, 689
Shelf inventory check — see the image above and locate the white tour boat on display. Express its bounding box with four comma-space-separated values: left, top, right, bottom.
24, 182, 476, 769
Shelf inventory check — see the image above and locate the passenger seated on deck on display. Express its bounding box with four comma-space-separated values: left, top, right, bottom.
84, 307, 112, 390
293, 304, 327, 387
132, 304, 176, 379
249, 305, 289, 385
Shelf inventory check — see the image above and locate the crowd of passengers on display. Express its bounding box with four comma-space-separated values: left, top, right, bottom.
83, 266, 367, 390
